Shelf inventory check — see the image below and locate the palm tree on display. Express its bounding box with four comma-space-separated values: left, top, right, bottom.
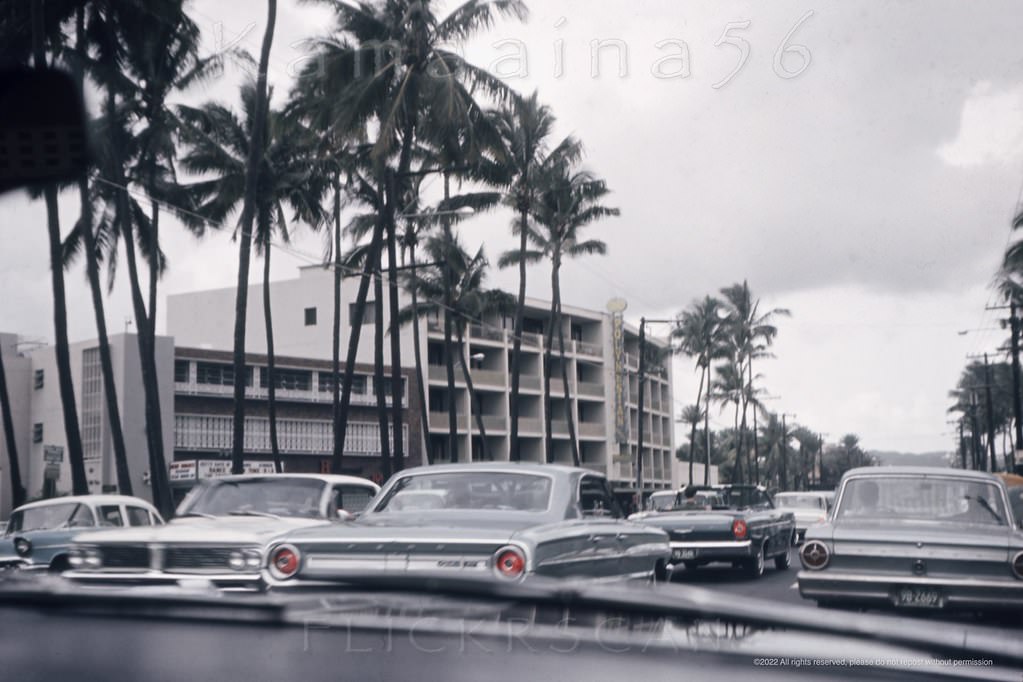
673, 296, 730, 484
290, 0, 526, 471
678, 404, 703, 484
176, 83, 326, 473
711, 360, 745, 483
719, 281, 789, 485
401, 234, 514, 461
27, 0, 87, 495
501, 165, 617, 464
491, 92, 583, 461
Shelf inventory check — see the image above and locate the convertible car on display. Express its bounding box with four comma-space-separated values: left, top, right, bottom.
631, 485, 796, 578
627, 489, 725, 522
261, 463, 671, 586
0, 495, 163, 571
65, 474, 378, 589
798, 466, 1023, 615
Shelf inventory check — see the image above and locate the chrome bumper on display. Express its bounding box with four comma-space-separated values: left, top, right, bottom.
668, 540, 752, 564
64, 569, 262, 588
797, 570, 1023, 610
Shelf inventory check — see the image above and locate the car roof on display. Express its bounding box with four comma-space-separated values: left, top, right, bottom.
392, 462, 589, 477
15, 495, 158, 512
841, 466, 1001, 483
776, 491, 828, 496
204, 473, 379, 489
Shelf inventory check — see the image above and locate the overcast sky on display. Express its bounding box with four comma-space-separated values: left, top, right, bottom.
3, 0, 1023, 454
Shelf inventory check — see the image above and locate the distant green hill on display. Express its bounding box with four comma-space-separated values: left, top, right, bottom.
868, 450, 956, 468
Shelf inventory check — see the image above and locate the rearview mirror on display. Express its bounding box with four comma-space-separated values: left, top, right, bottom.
0, 67, 89, 194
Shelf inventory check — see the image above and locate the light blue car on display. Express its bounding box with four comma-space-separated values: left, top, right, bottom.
0, 495, 164, 572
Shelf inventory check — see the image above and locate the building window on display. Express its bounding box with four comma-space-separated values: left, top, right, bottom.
174, 360, 190, 383
196, 362, 252, 387
260, 367, 312, 391
571, 324, 583, 342
304, 307, 317, 326
349, 302, 375, 325
33, 369, 44, 389
317, 373, 368, 394
32, 423, 43, 443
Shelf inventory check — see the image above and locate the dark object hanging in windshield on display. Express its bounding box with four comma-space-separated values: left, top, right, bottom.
0, 66, 89, 194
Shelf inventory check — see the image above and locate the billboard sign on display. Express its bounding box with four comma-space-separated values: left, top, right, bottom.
607, 298, 630, 445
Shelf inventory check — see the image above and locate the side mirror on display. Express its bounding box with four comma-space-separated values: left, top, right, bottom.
336, 509, 356, 522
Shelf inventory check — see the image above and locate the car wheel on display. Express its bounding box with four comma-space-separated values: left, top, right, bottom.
774, 547, 791, 570
48, 555, 70, 573
744, 543, 765, 579
652, 560, 669, 583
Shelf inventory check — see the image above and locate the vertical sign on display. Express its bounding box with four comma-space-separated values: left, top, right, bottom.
607, 299, 629, 445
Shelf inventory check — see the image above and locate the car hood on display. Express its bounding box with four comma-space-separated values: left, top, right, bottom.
72, 516, 333, 546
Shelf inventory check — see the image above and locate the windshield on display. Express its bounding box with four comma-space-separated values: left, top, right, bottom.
374, 473, 552, 513
647, 493, 679, 511
178, 478, 326, 518
7, 503, 80, 533
776, 495, 826, 510
836, 477, 1009, 525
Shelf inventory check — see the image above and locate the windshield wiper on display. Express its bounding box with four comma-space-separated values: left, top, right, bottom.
228, 510, 280, 519
964, 495, 1002, 524
177, 512, 217, 519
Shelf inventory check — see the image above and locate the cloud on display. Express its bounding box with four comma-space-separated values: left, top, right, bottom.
938, 82, 1023, 167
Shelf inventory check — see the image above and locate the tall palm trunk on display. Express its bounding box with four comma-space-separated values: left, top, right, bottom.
730, 399, 741, 484
508, 180, 530, 462
332, 211, 384, 474
704, 373, 712, 485
688, 368, 705, 484
373, 252, 392, 478
442, 175, 458, 462
106, 90, 171, 517
262, 243, 282, 472
457, 326, 488, 460
74, 7, 131, 495
32, 1, 86, 495
147, 199, 159, 342
231, 0, 276, 475
331, 177, 343, 468
542, 287, 556, 463
554, 283, 579, 466
384, 174, 404, 473
407, 237, 431, 464
0, 341, 26, 508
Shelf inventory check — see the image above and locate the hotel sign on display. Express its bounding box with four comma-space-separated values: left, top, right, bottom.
607, 298, 629, 445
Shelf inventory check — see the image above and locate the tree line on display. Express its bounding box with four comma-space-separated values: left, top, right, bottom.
0, 0, 627, 517
672, 283, 875, 491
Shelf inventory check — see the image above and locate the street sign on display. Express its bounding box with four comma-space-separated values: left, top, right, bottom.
43, 445, 63, 463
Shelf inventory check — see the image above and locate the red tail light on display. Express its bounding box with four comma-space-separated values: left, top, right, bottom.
268, 544, 301, 580
800, 541, 830, 570
731, 519, 748, 539
493, 546, 527, 580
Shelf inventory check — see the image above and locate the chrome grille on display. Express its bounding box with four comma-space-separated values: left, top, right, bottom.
100, 545, 150, 569
165, 547, 235, 571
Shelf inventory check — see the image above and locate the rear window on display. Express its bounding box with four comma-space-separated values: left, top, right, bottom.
837, 477, 1008, 526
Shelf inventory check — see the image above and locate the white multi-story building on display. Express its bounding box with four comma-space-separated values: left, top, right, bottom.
0, 265, 685, 515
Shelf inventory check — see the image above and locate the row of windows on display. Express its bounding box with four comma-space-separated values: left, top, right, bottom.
174, 414, 407, 455
176, 360, 406, 396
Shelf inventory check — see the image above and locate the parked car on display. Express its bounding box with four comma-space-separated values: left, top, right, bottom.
630, 485, 796, 578
774, 491, 831, 542
0, 495, 164, 571
261, 463, 671, 586
65, 474, 379, 589
798, 466, 1023, 615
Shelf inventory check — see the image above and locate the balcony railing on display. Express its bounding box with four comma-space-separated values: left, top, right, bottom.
521, 332, 542, 349
574, 341, 603, 358
470, 324, 506, 343
577, 422, 606, 438
581, 462, 606, 474
517, 417, 543, 434
519, 375, 542, 392
576, 380, 604, 399
176, 381, 405, 406
551, 420, 569, 436
472, 415, 507, 432
471, 368, 505, 388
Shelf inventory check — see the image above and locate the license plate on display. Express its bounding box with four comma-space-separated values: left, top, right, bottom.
672, 548, 697, 560
894, 586, 941, 608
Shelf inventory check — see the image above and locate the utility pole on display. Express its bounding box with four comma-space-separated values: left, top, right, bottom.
780, 413, 796, 491
983, 353, 998, 472
967, 393, 981, 470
